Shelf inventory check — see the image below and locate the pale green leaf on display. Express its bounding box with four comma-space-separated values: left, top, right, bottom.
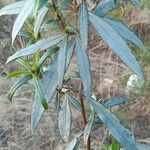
7, 33, 65, 63
103, 18, 146, 51
0, 1, 25, 16
59, 98, 71, 141
57, 36, 68, 88
88, 97, 138, 150
89, 13, 143, 78
12, 0, 35, 43
76, 37, 92, 97
34, 6, 49, 38
79, 1, 89, 50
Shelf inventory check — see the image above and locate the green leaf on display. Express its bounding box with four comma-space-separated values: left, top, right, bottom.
68, 94, 81, 111
58, 0, 73, 8
33, 76, 48, 110
88, 97, 138, 150
34, 6, 49, 38
76, 37, 92, 97
83, 113, 94, 143
12, 0, 35, 43
94, 0, 117, 17
32, 49, 40, 69
31, 40, 75, 132
34, 0, 48, 16
37, 47, 59, 69
0, 1, 25, 16
79, 1, 89, 50
108, 139, 120, 150
7, 70, 29, 78
7, 33, 65, 63
89, 13, 143, 78
8, 75, 32, 102
57, 36, 68, 88
103, 18, 146, 51
18, 31, 33, 38
66, 133, 82, 150
59, 98, 71, 141
104, 96, 128, 108
41, 19, 60, 29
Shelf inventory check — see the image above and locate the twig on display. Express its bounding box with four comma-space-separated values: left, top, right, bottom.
78, 82, 91, 150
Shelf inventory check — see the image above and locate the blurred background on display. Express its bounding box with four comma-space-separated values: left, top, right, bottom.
0, 0, 149, 149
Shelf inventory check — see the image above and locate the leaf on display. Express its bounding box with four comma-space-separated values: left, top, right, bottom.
7, 70, 29, 78
33, 76, 48, 110
59, 98, 71, 141
108, 139, 120, 150
57, 36, 68, 88
66, 133, 83, 150
88, 97, 138, 150
103, 18, 146, 51
41, 20, 60, 29
7, 33, 65, 63
94, 0, 117, 17
32, 49, 40, 68
34, 6, 49, 38
76, 37, 92, 97
89, 13, 143, 78
104, 96, 128, 108
19, 31, 33, 38
79, 1, 89, 50
8, 75, 32, 102
12, 0, 35, 43
58, 0, 73, 8
68, 94, 81, 111
37, 47, 59, 69
0, 1, 25, 16
31, 40, 75, 132
83, 113, 94, 143
34, 0, 48, 16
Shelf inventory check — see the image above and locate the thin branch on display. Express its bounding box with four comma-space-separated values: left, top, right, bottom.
78, 82, 91, 150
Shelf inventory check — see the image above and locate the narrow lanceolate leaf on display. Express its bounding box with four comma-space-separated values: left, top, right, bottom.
34, 0, 48, 16
33, 76, 48, 110
55, 92, 61, 111
12, 0, 35, 43
57, 36, 68, 88
7, 70, 29, 78
34, 6, 49, 38
88, 97, 138, 150
76, 38, 92, 97
68, 94, 81, 111
59, 99, 71, 141
89, 13, 143, 78
66, 133, 83, 150
7, 33, 65, 63
103, 18, 146, 51
31, 41, 75, 132
8, 75, 32, 102
94, 0, 117, 17
104, 96, 128, 108
0, 1, 25, 16
84, 113, 94, 143
58, 0, 73, 8
79, 1, 89, 50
